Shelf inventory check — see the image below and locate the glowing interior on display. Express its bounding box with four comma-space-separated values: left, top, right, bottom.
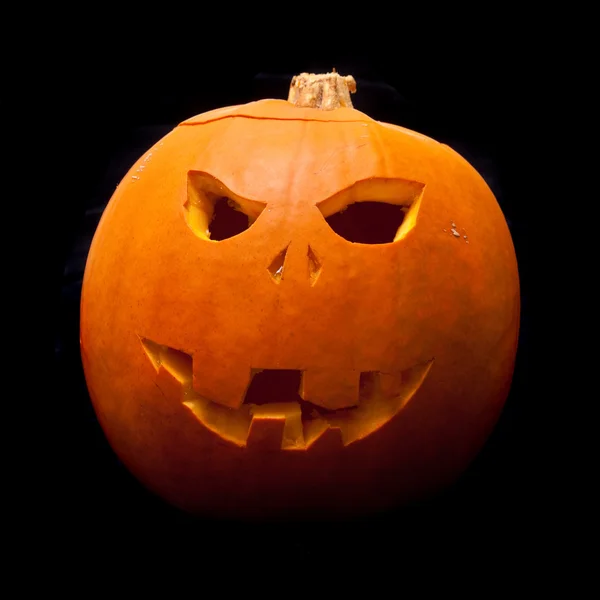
267, 245, 289, 282
141, 338, 433, 450
184, 171, 266, 241
307, 245, 322, 285
317, 177, 425, 244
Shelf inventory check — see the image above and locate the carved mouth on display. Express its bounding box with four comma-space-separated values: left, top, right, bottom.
142, 338, 433, 450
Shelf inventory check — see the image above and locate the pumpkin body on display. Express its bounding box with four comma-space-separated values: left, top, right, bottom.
80, 98, 519, 519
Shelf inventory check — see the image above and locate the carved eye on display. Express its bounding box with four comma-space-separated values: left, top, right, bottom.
317, 178, 425, 244
185, 172, 266, 241
322, 201, 408, 244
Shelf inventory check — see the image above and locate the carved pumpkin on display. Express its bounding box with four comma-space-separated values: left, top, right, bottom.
80, 72, 519, 518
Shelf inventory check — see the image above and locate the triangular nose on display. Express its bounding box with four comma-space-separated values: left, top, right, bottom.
267, 242, 322, 286
307, 245, 322, 285
267, 244, 289, 282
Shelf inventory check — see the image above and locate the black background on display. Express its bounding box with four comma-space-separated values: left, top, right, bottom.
46, 40, 537, 562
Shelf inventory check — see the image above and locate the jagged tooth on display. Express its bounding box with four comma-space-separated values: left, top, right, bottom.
156, 364, 185, 399
183, 390, 252, 447
246, 417, 287, 450
301, 369, 360, 410
303, 418, 331, 448
248, 403, 305, 450
140, 337, 164, 372
192, 352, 252, 409
337, 360, 436, 446
281, 416, 305, 450
160, 346, 193, 385
305, 426, 344, 451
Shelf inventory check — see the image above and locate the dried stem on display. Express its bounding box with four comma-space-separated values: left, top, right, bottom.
288, 71, 357, 110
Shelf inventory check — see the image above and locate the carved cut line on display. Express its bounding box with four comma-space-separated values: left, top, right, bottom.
268, 245, 289, 282
141, 337, 433, 451
307, 245, 322, 285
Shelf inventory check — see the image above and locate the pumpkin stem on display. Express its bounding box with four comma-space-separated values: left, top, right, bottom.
288, 71, 356, 110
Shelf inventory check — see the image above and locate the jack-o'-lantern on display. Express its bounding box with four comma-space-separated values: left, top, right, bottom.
80, 72, 519, 519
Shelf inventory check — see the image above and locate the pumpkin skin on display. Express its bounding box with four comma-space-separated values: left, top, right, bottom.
80, 94, 520, 519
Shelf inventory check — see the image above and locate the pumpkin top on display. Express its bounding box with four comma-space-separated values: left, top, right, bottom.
180, 71, 366, 125
287, 70, 357, 110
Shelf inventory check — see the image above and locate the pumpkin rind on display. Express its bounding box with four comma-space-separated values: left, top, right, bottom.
80, 84, 519, 518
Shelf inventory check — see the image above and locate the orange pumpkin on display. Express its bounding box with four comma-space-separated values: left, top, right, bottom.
80, 72, 519, 519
